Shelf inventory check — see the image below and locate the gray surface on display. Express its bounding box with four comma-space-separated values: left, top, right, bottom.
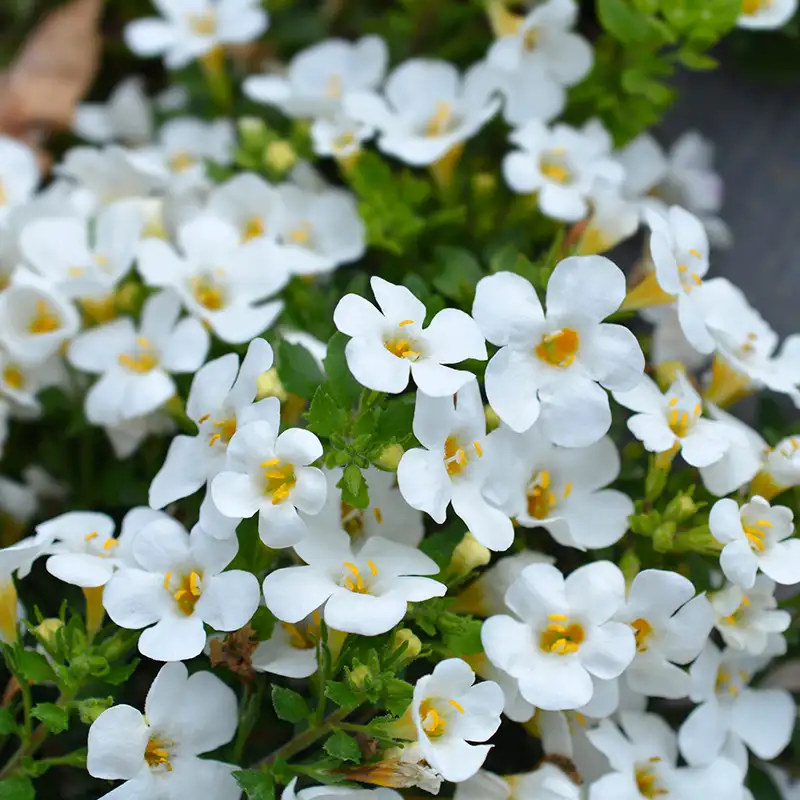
658, 65, 800, 338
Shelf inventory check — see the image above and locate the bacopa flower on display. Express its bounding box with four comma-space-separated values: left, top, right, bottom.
262, 528, 445, 636
124, 0, 269, 69
250, 612, 321, 679
334, 276, 486, 396
72, 76, 154, 146
87, 662, 240, 799
502, 118, 624, 222
282, 777, 403, 799
137, 214, 290, 343
68, 290, 210, 426
481, 561, 635, 711
411, 658, 503, 783
709, 495, 800, 589
103, 517, 260, 661
454, 764, 582, 800
473, 256, 644, 444
210, 419, 327, 548
397, 378, 514, 551
206, 172, 284, 244
344, 58, 501, 166
738, 0, 797, 29
149, 338, 276, 512
0, 136, 40, 223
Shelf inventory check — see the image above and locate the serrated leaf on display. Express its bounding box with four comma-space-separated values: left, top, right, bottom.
234, 770, 276, 800
323, 730, 362, 763
339, 464, 369, 509
271, 685, 309, 723
0, 777, 34, 800
442, 617, 484, 657
325, 680, 360, 710
0, 708, 17, 734
597, 0, 650, 42
103, 660, 139, 686
324, 333, 360, 408
307, 386, 349, 439
372, 398, 414, 450
432, 246, 483, 303
31, 702, 69, 734
277, 339, 324, 400
419, 524, 465, 571
15, 650, 55, 684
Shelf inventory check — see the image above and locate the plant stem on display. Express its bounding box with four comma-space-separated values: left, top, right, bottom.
0, 721, 49, 779
252, 706, 352, 769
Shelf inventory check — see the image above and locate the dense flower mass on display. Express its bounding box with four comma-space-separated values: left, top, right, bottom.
0, 1, 797, 799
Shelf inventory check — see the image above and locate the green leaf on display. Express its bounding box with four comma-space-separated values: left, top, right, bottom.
382, 678, 413, 717
233, 770, 276, 800
371, 397, 415, 451
325, 680, 360, 710
0, 777, 34, 800
15, 650, 55, 684
747, 765, 781, 800
0, 707, 17, 734
31, 702, 69, 734
277, 339, 324, 400
250, 607, 276, 641
271, 685, 310, 723
307, 386, 349, 439
597, 0, 650, 42
323, 730, 362, 763
324, 333, 360, 408
75, 697, 113, 725
339, 464, 369, 510
442, 617, 484, 657
432, 247, 483, 303
103, 660, 139, 686
419, 523, 465, 571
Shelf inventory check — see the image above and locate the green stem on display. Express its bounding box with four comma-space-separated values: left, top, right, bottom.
19, 680, 32, 745
0, 721, 49, 780
252, 706, 352, 769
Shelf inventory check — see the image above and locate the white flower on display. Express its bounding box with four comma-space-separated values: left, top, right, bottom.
0, 137, 40, 223
487, 0, 592, 126
699, 277, 800, 406
757, 433, 800, 499
455, 764, 582, 800
281, 777, 403, 799
38, 508, 164, 588
576, 183, 640, 255
344, 59, 501, 166
0, 537, 49, 643
637, 206, 714, 353
263, 527, 445, 636
308, 466, 425, 550
210, 419, 326, 548
709, 495, 800, 589
251, 614, 321, 679
588, 711, 746, 800
486, 425, 633, 550
244, 35, 388, 119
87, 662, 240, 799
147, 117, 235, 183
104, 410, 175, 459
20, 200, 145, 300
473, 257, 643, 444
411, 658, 503, 783
276, 182, 366, 275
615, 569, 713, 699
68, 290, 209, 425
206, 172, 284, 243
310, 113, 375, 161
482, 561, 635, 711
397, 379, 514, 551
149, 338, 277, 511
0, 349, 65, 413
641, 305, 709, 372
0, 272, 80, 365
678, 643, 796, 769
612, 372, 730, 468
103, 517, 260, 661
138, 215, 289, 342
334, 276, 486, 395
502, 118, 624, 222
738, 0, 796, 29
72, 76, 154, 146
124, 0, 268, 68
711, 575, 790, 655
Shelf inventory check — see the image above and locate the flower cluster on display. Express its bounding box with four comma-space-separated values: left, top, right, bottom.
0, 0, 797, 799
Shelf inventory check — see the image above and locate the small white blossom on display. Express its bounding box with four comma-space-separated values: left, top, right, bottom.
0, 537, 50, 643
282, 777, 402, 799
738, 0, 797, 29
0, 137, 40, 223
72, 76, 154, 146
455, 764, 582, 800
124, 0, 268, 68
397, 378, 514, 551
87, 662, 240, 799
473, 257, 643, 444
334, 276, 486, 395
262, 528, 445, 635
103, 517, 260, 661
482, 561, 635, 711
68, 290, 210, 425
206, 172, 284, 243
411, 658, 503, 783
710, 495, 800, 589
251, 614, 321, 679
147, 117, 235, 184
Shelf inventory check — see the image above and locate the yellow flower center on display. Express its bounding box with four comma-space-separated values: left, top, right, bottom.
289, 222, 313, 245
743, 518, 772, 554
715, 668, 745, 697
80, 295, 118, 324
523, 27, 539, 50
0, 181, 7, 207
2, 365, 24, 390
261, 458, 296, 504
526, 470, 572, 519
118, 337, 159, 374
242, 216, 265, 242
444, 436, 483, 476
742, 0, 770, 13
169, 150, 197, 173
145, 736, 173, 771
666, 397, 702, 438
632, 617, 654, 652
28, 299, 60, 334
281, 619, 319, 650
342, 560, 378, 593
540, 614, 585, 655
326, 74, 343, 99
636, 760, 667, 798
539, 150, 573, 184
191, 275, 226, 311
200, 413, 236, 447
419, 698, 464, 739
536, 328, 580, 367
721, 594, 751, 627
164, 571, 203, 616
424, 101, 456, 137
334, 132, 356, 153
188, 12, 216, 35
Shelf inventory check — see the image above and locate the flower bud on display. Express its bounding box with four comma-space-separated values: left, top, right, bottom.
664, 493, 699, 523
347, 664, 372, 692
264, 140, 297, 173
391, 629, 422, 663
375, 443, 404, 471
256, 368, 288, 402
238, 116, 268, 151
652, 521, 676, 553
34, 618, 63, 647
448, 532, 491, 578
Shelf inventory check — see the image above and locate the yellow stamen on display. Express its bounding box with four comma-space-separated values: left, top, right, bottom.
242, 216, 265, 242
163, 572, 172, 590
367, 560, 378, 577
28, 300, 60, 334
103, 539, 118, 551
84, 532, 99, 542
197, 413, 211, 423
343, 562, 366, 593
145, 737, 173, 771
689, 248, 702, 259
448, 699, 465, 713
445, 436, 469, 476
632, 618, 654, 652
399, 319, 414, 327
2, 365, 24, 390
262, 459, 296, 504
169, 150, 197, 173
373, 507, 383, 524
536, 329, 579, 367
424, 101, 455, 137
540, 616, 584, 655
473, 440, 483, 457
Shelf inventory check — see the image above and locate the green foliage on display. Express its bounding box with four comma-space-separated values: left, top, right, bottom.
325, 680, 361, 711
277, 339, 325, 400
0, 777, 35, 800
271, 686, 310, 724
234, 770, 276, 800
30, 704, 69, 735
323, 730, 362, 763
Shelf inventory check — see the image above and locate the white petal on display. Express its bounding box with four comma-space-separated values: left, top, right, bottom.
87, 705, 147, 779
344, 336, 411, 393
324, 589, 407, 635
720, 539, 758, 589
424, 309, 487, 363
211, 472, 262, 519
185, 353, 239, 421
472, 272, 543, 347
545, 256, 625, 323
538, 376, 611, 447
148, 435, 209, 509
759, 539, 800, 585
333, 293, 385, 337
196, 571, 260, 631
730, 688, 795, 759
580, 324, 644, 391
46, 553, 114, 588
519, 655, 593, 711
138, 615, 207, 661
103, 570, 169, 629
397, 448, 451, 523
411, 360, 473, 397
484, 347, 542, 433
262, 566, 336, 622
451, 483, 514, 552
